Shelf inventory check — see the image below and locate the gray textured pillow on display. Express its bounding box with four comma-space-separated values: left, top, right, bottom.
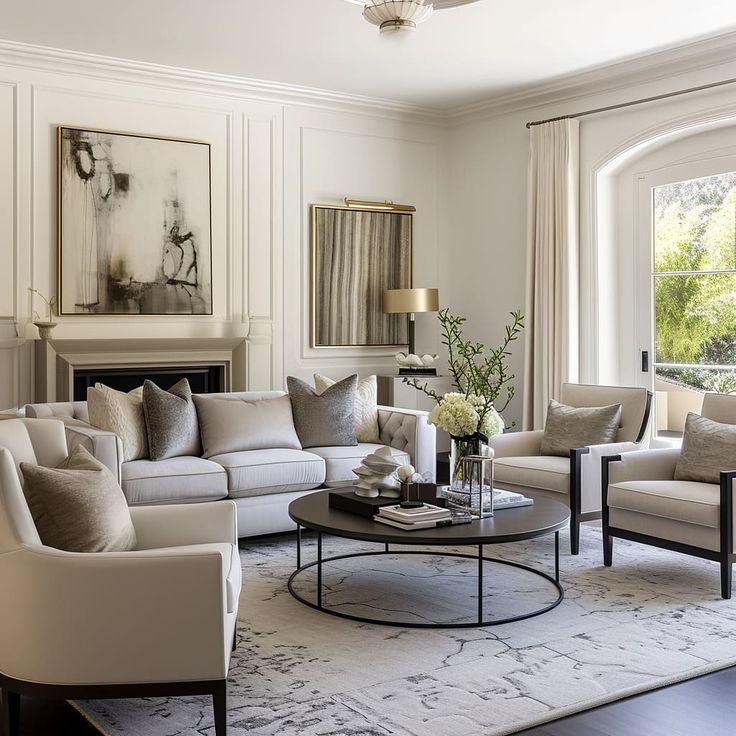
193, 394, 301, 458
20, 445, 137, 553
287, 375, 357, 449
675, 412, 736, 484
142, 378, 201, 461
540, 399, 622, 457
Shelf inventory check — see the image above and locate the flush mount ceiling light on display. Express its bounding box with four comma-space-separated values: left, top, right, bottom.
345, 0, 482, 35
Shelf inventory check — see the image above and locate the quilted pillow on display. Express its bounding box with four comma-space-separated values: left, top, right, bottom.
314, 373, 380, 443
87, 383, 147, 461
540, 399, 622, 457
675, 412, 736, 484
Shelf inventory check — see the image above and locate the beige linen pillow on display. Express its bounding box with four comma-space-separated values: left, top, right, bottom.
314, 373, 380, 443
540, 399, 622, 457
20, 445, 137, 553
193, 394, 302, 459
675, 412, 736, 484
87, 383, 147, 461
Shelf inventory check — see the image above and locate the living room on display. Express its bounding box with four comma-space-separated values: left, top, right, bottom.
2, 1, 736, 734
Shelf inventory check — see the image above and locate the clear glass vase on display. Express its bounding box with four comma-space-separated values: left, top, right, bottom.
449, 433, 488, 489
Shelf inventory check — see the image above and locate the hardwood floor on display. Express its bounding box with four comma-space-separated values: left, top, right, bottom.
6, 665, 736, 735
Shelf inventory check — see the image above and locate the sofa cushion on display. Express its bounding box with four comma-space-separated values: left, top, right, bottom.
314, 374, 380, 443
675, 412, 736, 485
142, 378, 201, 460
193, 394, 301, 458
493, 455, 570, 494
211, 449, 326, 498
608, 480, 720, 528
88, 384, 147, 462
540, 399, 622, 457
122, 456, 228, 506
287, 375, 357, 448
309, 444, 411, 487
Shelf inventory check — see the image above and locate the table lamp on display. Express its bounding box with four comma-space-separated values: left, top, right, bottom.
383, 287, 439, 373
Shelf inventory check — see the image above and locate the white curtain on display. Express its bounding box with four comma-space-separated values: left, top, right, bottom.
522, 118, 580, 430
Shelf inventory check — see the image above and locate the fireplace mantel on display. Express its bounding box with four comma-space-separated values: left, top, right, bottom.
34, 337, 247, 402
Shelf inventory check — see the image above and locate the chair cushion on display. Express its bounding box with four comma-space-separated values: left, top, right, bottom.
540, 399, 622, 456
309, 444, 411, 487
493, 455, 571, 494
211, 449, 326, 498
675, 412, 736, 485
21, 445, 137, 553
608, 480, 720, 528
122, 457, 228, 506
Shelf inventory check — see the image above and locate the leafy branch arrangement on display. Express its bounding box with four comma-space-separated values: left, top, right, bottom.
28, 288, 57, 323
405, 308, 524, 435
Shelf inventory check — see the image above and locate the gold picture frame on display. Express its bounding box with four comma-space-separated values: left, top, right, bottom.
311, 202, 413, 348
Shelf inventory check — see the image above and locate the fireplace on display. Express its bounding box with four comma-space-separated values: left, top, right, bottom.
72, 364, 225, 401
33, 337, 246, 403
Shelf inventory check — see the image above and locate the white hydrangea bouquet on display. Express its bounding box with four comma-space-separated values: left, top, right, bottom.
406, 308, 524, 486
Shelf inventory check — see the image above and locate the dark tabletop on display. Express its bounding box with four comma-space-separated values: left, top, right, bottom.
289, 490, 570, 546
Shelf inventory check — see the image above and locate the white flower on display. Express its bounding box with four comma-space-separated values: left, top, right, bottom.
480, 405, 505, 437
428, 393, 480, 437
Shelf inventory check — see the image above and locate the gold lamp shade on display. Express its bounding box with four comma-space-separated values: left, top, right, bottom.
383, 288, 439, 315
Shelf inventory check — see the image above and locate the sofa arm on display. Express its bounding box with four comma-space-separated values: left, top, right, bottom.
0, 543, 230, 686
489, 430, 544, 458
377, 406, 436, 482
606, 447, 680, 486
130, 501, 238, 550
65, 423, 123, 483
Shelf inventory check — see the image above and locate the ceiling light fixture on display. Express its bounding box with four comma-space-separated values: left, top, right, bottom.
345, 0, 481, 35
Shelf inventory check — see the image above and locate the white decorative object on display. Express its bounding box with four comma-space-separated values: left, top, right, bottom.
345, 0, 481, 34
396, 463, 415, 482
395, 352, 437, 368
353, 446, 402, 498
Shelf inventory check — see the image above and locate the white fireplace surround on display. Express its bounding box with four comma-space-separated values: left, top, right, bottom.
34, 338, 247, 403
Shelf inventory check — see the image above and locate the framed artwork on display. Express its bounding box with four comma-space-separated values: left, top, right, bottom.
311, 203, 412, 347
57, 126, 212, 315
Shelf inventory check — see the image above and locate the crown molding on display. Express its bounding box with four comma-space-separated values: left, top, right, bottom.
1, 31, 736, 127
0, 39, 444, 124
448, 28, 736, 124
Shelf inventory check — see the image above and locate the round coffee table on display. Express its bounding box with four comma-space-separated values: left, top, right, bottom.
288, 491, 570, 628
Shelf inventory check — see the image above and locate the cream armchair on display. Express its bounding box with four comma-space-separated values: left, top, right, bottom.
490, 383, 652, 555
0, 419, 240, 736
603, 392, 736, 599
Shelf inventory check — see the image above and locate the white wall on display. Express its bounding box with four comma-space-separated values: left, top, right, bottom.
0, 44, 445, 409
444, 57, 736, 427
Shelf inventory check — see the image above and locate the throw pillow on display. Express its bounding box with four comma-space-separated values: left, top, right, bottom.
142, 378, 201, 461
87, 383, 147, 462
287, 375, 358, 449
193, 394, 301, 459
314, 373, 380, 443
540, 399, 622, 457
675, 412, 736, 484
20, 445, 137, 553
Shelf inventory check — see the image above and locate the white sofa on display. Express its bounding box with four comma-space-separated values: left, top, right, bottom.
0, 418, 238, 735
25, 391, 436, 538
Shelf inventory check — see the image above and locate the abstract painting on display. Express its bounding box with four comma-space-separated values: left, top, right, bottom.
311, 204, 412, 347
58, 127, 212, 315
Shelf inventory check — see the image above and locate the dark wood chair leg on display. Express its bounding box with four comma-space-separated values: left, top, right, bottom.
570, 517, 580, 556
1, 689, 20, 736
213, 680, 227, 736
721, 559, 732, 599
603, 530, 613, 567
719, 471, 735, 600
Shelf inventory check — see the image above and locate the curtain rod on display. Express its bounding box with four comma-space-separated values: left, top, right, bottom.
525, 75, 736, 129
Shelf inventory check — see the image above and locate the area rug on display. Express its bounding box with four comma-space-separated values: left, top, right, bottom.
76, 525, 736, 736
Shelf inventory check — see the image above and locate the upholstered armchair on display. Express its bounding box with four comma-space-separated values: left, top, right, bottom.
603, 392, 736, 599
490, 383, 652, 554
0, 419, 240, 736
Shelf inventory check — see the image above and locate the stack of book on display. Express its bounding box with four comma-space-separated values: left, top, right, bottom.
492, 489, 534, 509
374, 503, 472, 531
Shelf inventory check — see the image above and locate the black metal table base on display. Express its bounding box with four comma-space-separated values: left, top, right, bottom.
288, 527, 563, 629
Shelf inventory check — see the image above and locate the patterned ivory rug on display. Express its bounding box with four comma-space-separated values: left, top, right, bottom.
76, 525, 736, 736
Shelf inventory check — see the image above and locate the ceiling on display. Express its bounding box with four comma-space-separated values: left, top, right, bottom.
2, 0, 736, 110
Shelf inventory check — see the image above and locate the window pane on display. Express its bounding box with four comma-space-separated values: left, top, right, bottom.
654, 173, 736, 273
654, 272, 736, 365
